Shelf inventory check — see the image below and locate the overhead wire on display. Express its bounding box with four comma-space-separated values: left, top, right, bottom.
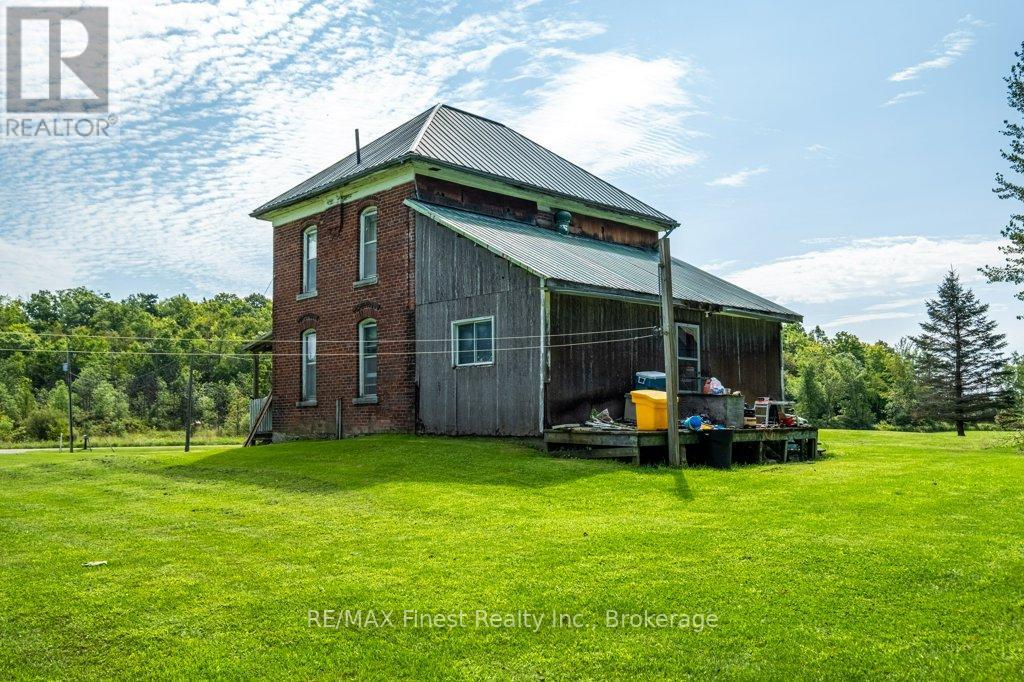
0, 330, 660, 359
21, 325, 659, 345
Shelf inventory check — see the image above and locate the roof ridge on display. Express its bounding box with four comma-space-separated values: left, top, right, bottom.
408, 103, 444, 153
434, 103, 511, 129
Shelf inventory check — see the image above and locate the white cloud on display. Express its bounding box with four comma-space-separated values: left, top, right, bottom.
865, 297, 923, 312
0, 1, 702, 299
509, 52, 703, 177
804, 143, 831, 157
0, 239, 80, 296
958, 14, 991, 28
822, 311, 919, 329
706, 167, 768, 187
723, 236, 1005, 304
881, 89, 925, 107
888, 29, 974, 82
699, 259, 740, 273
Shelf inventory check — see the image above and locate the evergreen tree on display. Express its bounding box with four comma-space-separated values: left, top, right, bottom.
982, 43, 1024, 303
914, 271, 1010, 436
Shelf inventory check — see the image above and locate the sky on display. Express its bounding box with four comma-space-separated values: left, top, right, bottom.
1, 0, 1024, 347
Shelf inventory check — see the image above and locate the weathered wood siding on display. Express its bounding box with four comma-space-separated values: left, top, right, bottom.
415, 214, 542, 435
545, 295, 661, 425
689, 308, 782, 403
546, 294, 782, 425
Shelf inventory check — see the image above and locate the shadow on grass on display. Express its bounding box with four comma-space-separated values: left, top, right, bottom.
156, 435, 620, 495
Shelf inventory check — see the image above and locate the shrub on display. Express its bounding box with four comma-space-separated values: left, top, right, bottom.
0, 414, 14, 442
23, 408, 64, 441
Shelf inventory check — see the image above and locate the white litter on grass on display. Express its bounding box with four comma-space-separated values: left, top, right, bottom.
82, 561, 108, 567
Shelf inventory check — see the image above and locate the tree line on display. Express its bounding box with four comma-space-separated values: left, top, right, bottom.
785, 271, 1014, 433
0, 288, 270, 443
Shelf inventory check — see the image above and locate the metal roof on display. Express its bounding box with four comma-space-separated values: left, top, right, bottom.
407, 199, 801, 322
253, 104, 676, 226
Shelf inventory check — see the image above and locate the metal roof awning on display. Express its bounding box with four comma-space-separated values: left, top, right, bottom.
240, 332, 273, 353
406, 199, 802, 323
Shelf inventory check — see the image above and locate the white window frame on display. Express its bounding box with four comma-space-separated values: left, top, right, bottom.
677, 322, 701, 393
358, 318, 378, 398
300, 328, 316, 401
451, 316, 495, 368
359, 207, 378, 282
302, 225, 317, 294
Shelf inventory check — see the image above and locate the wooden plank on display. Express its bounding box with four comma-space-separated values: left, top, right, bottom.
575, 447, 640, 459
544, 430, 640, 447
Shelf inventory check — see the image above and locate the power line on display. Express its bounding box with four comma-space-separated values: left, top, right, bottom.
0, 332, 659, 359
20, 325, 659, 345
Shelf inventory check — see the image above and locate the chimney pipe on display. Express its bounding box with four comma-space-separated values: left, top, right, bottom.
355, 129, 361, 164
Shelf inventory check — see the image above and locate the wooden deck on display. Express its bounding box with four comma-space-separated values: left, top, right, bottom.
543, 426, 819, 466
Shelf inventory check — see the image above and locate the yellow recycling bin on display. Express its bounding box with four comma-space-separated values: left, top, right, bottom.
630, 390, 669, 430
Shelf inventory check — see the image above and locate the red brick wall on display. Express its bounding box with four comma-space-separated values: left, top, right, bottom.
271, 182, 417, 438
415, 175, 659, 247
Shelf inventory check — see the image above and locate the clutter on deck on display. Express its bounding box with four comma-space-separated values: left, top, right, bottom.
545, 371, 820, 467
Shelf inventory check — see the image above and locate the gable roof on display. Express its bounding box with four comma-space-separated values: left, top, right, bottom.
252, 104, 677, 226
406, 199, 800, 322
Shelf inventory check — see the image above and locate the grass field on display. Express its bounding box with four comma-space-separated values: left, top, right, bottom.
0, 429, 243, 450
2, 430, 1023, 679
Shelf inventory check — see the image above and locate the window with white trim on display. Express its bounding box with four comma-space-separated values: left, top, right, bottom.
677, 323, 700, 392
359, 207, 377, 281
301, 329, 316, 401
452, 317, 494, 367
358, 319, 378, 397
302, 225, 317, 294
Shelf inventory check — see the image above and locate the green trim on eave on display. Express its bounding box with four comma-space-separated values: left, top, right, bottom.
259, 166, 416, 227
254, 158, 676, 232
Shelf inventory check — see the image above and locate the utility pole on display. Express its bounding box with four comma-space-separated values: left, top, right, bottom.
184, 347, 194, 453
659, 234, 681, 466
64, 342, 74, 453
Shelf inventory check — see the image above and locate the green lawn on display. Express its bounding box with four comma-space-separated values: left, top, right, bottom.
1, 431, 1023, 679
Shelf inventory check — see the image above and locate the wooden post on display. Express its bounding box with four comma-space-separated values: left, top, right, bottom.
184, 349, 194, 453
65, 344, 74, 453
659, 236, 682, 466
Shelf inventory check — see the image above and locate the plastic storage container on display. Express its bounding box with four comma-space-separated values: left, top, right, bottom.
634, 371, 667, 391
630, 390, 669, 430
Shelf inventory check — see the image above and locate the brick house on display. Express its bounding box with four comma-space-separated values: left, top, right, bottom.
251, 104, 799, 440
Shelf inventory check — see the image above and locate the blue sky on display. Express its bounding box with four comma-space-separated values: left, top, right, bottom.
2, 0, 1023, 347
